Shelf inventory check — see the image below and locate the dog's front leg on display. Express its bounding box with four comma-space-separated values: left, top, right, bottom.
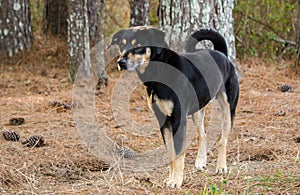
161, 118, 187, 189
152, 97, 186, 188
165, 151, 186, 189
160, 122, 175, 182
162, 126, 186, 189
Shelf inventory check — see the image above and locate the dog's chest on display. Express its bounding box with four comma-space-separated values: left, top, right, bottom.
153, 95, 174, 116
146, 86, 174, 117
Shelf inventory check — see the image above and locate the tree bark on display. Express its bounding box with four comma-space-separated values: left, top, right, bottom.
159, 0, 236, 65
88, 0, 101, 45
296, 0, 300, 70
0, 0, 33, 57
92, 0, 108, 88
68, 0, 91, 82
43, 0, 68, 35
44, 0, 102, 42
130, 0, 150, 26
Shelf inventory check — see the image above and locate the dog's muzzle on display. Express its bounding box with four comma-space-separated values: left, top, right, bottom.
117, 58, 127, 70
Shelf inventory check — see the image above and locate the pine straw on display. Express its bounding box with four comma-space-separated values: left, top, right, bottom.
1, 32, 300, 193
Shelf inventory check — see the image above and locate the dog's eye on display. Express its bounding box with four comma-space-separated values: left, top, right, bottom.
134, 44, 143, 53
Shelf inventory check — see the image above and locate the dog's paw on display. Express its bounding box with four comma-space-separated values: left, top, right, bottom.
195, 155, 207, 171
215, 164, 227, 175
216, 148, 227, 174
164, 177, 183, 189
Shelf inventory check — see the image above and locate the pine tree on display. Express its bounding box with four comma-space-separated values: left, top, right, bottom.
0, 0, 33, 57
159, 0, 236, 65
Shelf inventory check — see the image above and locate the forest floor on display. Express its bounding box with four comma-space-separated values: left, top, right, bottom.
0, 35, 299, 194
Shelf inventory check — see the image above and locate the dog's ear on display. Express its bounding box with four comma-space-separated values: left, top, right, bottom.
107, 29, 125, 49
146, 27, 166, 54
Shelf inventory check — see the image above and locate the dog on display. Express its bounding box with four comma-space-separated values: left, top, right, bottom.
109, 26, 239, 188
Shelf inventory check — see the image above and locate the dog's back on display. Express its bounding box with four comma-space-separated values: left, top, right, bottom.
183, 28, 239, 123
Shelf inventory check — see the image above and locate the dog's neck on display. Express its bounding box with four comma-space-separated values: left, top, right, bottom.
136, 46, 180, 88
151, 46, 176, 64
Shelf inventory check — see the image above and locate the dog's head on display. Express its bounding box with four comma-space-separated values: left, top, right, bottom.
109, 26, 166, 73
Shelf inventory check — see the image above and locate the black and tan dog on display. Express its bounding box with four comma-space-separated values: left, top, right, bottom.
109, 26, 239, 188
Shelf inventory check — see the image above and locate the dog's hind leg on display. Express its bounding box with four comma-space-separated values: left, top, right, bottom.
192, 108, 207, 170
216, 91, 231, 174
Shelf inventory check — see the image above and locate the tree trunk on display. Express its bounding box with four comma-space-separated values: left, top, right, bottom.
68, 0, 91, 82
0, 0, 33, 57
296, 0, 300, 70
130, 0, 150, 26
44, 0, 102, 42
88, 0, 101, 45
159, 0, 236, 65
43, 0, 68, 35
91, 0, 108, 89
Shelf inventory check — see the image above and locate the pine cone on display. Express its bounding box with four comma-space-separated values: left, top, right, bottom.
113, 146, 135, 159
279, 84, 292, 92
2, 131, 20, 142
22, 135, 45, 147
9, 118, 25, 126
50, 101, 71, 110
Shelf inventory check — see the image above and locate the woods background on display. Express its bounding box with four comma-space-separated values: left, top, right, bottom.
1, 0, 299, 64
0, 1, 300, 194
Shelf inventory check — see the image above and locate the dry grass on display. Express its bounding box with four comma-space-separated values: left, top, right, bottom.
0, 33, 299, 194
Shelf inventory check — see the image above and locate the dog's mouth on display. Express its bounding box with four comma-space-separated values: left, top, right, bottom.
127, 64, 141, 71
117, 58, 142, 71
117, 47, 151, 73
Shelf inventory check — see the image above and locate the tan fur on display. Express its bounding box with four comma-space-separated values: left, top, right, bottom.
162, 127, 176, 187
136, 47, 151, 74
216, 92, 231, 174
119, 49, 127, 57
146, 92, 154, 113
122, 38, 127, 45
153, 95, 174, 116
165, 152, 185, 188
162, 123, 185, 188
163, 127, 176, 162
131, 39, 137, 46
192, 108, 207, 170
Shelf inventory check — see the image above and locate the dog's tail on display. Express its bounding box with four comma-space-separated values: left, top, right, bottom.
185, 29, 228, 56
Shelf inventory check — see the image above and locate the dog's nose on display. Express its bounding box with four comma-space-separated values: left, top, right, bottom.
117, 58, 127, 70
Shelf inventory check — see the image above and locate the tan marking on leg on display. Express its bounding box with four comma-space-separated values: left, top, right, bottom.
154, 95, 174, 116
192, 108, 207, 170
165, 160, 174, 185
165, 152, 185, 189
163, 127, 176, 186
163, 127, 176, 163
216, 92, 231, 174
163, 126, 185, 188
